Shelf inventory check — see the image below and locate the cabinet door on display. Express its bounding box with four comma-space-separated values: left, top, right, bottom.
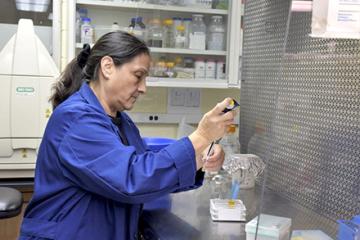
67, 0, 242, 89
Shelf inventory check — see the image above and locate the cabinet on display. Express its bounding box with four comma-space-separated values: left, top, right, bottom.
67, 0, 242, 89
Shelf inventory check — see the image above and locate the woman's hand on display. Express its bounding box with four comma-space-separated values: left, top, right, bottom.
202, 144, 225, 172
189, 98, 236, 170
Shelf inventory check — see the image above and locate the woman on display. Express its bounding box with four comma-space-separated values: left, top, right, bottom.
19, 31, 236, 239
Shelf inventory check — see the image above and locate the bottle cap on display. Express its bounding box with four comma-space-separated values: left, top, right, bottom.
166, 62, 175, 68
82, 17, 91, 22
227, 124, 236, 133
176, 25, 185, 31
163, 19, 173, 25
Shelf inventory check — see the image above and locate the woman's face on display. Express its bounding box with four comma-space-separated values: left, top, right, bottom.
105, 53, 150, 112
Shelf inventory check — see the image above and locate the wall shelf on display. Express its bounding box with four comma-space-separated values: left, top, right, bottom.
146, 77, 237, 89
76, 43, 226, 56
76, 0, 228, 15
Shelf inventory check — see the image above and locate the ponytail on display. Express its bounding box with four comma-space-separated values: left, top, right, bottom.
50, 44, 91, 109
50, 31, 149, 110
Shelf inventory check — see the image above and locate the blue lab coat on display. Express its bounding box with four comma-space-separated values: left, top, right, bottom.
19, 83, 203, 240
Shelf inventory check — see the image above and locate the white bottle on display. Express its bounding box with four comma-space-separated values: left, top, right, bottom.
189, 14, 206, 50
205, 59, 216, 79
207, 16, 225, 51
195, 58, 206, 79
81, 17, 94, 44
216, 60, 226, 79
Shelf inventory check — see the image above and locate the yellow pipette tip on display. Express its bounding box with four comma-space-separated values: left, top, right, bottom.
227, 199, 236, 208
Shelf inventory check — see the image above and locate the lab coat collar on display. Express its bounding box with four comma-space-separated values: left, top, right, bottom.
79, 81, 107, 116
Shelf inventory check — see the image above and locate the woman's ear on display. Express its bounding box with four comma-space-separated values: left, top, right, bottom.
99, 56, 114, 79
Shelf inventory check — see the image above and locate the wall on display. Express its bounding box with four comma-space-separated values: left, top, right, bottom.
134, 87, 240, 138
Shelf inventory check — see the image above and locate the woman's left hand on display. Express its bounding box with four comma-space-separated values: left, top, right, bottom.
202, 144, 225, 172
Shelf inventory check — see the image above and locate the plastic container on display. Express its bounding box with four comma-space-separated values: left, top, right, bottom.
245, 214, 292, 240
195, 58, 206, 78
142, 137, 176, 211
337, 215, 360, 240
216, 60, 226, 79
143, 137, 176, 152
81, 17, 94, 44
207, 15, 225, 50
205, 59, 216, 79
292, 230, 333, 240
189, 14, 206, 50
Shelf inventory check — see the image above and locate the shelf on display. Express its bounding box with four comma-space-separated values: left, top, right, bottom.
76, 0, 228, 15
145, 77, 232, 89
150, 47, 226, 56
76, 43, 226, 56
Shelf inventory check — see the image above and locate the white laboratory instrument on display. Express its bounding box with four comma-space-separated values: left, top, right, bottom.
0, 19, 59, 178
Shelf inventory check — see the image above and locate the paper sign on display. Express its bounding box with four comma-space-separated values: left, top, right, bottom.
311, 0, 360, 39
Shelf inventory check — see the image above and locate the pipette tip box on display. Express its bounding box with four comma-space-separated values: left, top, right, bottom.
210, 198, 246, 222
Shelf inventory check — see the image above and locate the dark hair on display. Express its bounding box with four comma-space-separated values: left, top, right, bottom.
50, 31, 150, 109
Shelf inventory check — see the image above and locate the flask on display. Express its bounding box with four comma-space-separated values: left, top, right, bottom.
81, 17, 94, 44
189, 14, 206, 50
207, 15, 225, 51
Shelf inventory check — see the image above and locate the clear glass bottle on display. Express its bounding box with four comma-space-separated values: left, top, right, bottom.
174, 25, 186, 48
147, 18, 163, 47
189, 14, 206, 50
220, 124, 241, 166
81, 17, 94, 44
182, 17, 192, 48
128, 17, 146, 41
162, 18, 174, 48
207, 15, 225, 51
76, 8, 88, 43
165, 62, 177, 78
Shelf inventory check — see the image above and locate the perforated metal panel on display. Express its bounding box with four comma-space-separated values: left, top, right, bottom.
240, 0, 360, 237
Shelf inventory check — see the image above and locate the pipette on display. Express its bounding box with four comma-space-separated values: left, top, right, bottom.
203, 99, 240, 170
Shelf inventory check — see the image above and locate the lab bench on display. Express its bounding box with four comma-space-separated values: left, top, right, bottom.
141, 178, 337, 239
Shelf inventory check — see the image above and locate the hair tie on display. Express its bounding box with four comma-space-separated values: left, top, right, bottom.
77, 44, 91, 69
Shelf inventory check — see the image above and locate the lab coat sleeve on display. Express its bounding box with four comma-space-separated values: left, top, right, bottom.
57, 111, 198, 204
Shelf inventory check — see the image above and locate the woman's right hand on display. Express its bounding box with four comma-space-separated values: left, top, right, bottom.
189, 98, 237, 168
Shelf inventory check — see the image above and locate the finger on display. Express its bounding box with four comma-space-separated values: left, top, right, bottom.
210, 98, 233, 115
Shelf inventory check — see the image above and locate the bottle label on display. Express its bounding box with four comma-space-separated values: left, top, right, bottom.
189, 32, 206, 50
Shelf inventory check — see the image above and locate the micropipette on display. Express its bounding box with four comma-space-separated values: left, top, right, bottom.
203, 99, 240, 170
